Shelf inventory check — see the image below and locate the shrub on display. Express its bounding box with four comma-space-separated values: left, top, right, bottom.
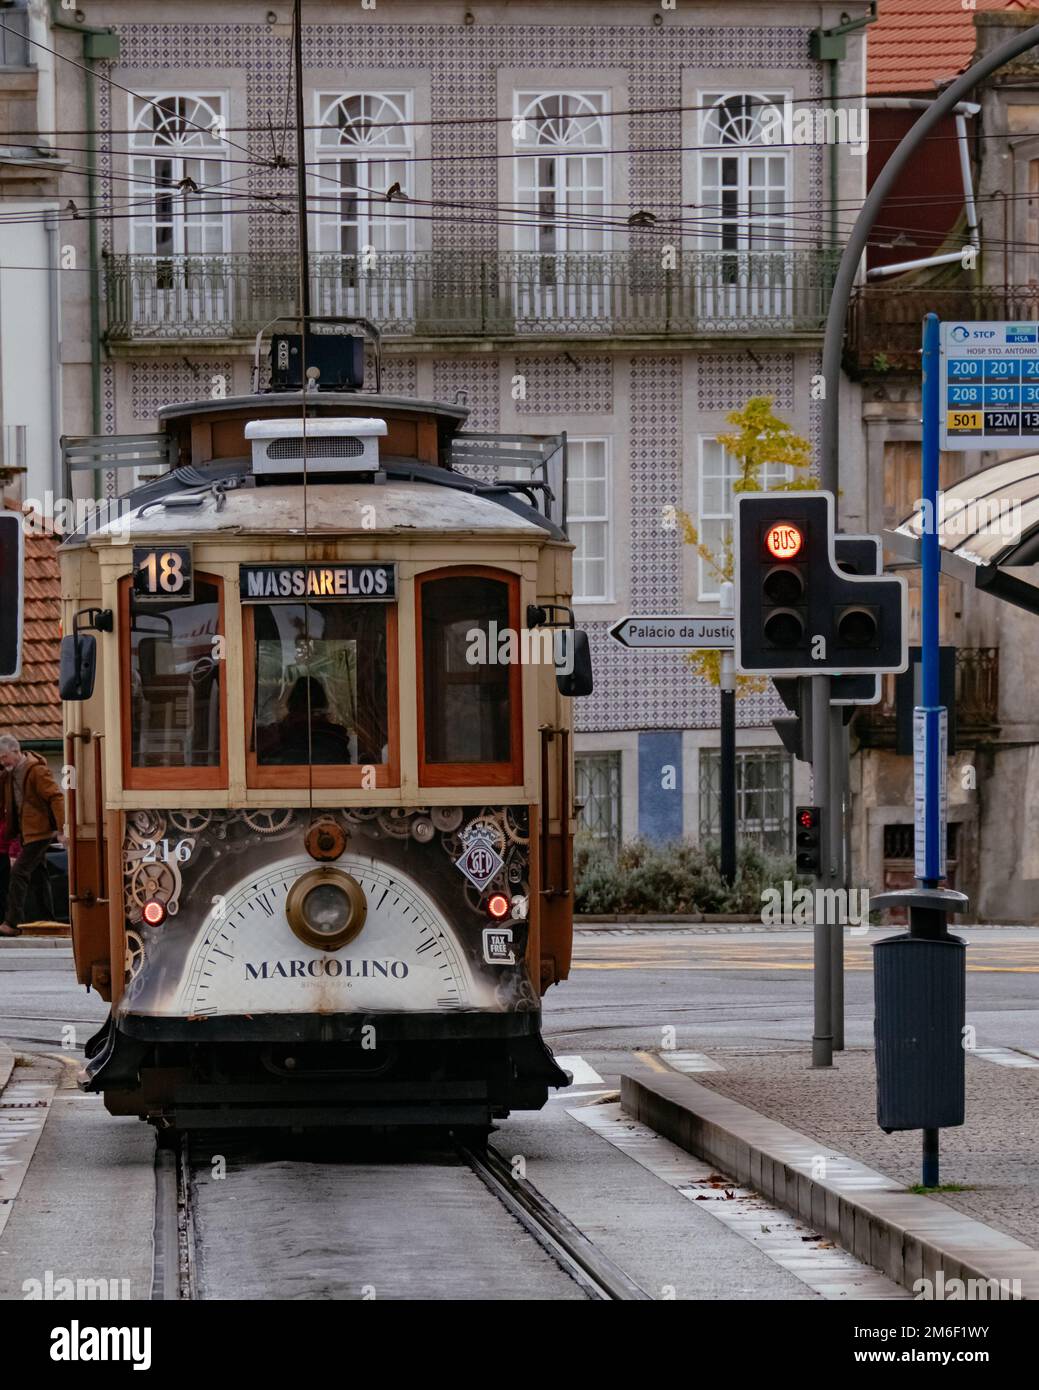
573, 836, 798, 916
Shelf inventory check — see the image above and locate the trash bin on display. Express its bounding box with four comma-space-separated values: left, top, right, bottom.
874, 932, 966, 1132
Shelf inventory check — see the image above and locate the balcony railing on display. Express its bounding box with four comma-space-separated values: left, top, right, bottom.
104, 249, 840, 344
847, 285, 1039, 374
858, 647, 1000, 748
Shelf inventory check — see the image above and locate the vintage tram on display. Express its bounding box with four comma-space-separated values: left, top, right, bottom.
59, 325, 590, 1132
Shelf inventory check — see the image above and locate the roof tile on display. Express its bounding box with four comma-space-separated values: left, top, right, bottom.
870, 0, 1039, 94
1, 506, 62, 743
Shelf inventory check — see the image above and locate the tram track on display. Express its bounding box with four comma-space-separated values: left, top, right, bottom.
152, 1130, 650, 1301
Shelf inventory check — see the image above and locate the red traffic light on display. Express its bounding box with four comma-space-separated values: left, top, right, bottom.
798, 808, 819, 830
764, 522, 804, 561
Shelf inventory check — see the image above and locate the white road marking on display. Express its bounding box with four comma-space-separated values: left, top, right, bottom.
570, 1103, 908, 1301
552, 1055, 603, 1086
661, 1050, 726, 1074
969, 1046, 1039, 1069
0, 1072, 58, 1241
547, 1088, 617, 1102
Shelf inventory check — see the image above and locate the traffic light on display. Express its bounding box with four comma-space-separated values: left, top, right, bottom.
735, 492, 907, 676
0, 512, 23, 681
795, 806, 822, 875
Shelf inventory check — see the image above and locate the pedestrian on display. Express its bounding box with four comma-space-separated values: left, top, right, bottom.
0, 735, 65, 937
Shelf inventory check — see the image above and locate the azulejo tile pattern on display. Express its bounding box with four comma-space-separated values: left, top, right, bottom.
514, 356, 613, 415
130, 360, 236, 421
114, 20, 821, 258
696, 353, 795, 413
433, 358, 501, 433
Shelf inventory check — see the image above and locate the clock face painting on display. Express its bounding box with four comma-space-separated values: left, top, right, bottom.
175, 853, 485, 1016
119, 807, 536, 1019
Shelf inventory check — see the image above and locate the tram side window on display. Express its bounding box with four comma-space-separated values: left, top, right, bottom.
127, 579, 222, 770
420, 574, 517, 772
250, 603, 389, 766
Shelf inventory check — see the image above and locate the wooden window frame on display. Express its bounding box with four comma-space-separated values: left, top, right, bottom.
119, 572, 228, 791
242, 601, 400, 790
416, 566, 524, 788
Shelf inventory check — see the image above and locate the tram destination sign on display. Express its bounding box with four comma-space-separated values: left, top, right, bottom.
941, 321, 1039, 451
609, 616, 735, 650
240, 563, 397, 602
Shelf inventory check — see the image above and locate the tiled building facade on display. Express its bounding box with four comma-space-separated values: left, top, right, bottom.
6, 1, 873, 856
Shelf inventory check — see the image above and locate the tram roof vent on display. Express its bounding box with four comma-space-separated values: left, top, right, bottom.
244, 418, 387, 476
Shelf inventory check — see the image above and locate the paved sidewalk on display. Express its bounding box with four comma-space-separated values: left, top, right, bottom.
676, 1045, 1039, 1251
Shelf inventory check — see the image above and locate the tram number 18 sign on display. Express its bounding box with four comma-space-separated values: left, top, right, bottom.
133, 546, 194, 602
941, 321, 1039, 451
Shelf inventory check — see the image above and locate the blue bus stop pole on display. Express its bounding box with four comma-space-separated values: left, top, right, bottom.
920, 311, 944, 1189
920, 313, 943, 890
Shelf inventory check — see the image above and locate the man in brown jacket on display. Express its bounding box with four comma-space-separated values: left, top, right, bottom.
0, 735, 65, 937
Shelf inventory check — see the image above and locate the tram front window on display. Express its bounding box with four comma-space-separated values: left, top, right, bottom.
127, 578, 222, 770
420, 573, 516, 770
251, 602, 389, 766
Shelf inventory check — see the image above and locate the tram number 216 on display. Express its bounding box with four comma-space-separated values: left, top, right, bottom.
133, 546, 194, 602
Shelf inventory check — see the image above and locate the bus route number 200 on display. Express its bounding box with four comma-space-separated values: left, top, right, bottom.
132, 546, 194, 602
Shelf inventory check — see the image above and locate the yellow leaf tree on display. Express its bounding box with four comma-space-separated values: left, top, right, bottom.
680, 395, 815, 691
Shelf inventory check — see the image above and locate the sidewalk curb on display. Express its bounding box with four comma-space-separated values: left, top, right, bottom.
0, 1042, 13, 1095
621, 1068, 1039, 1299
0, 936, 71, 948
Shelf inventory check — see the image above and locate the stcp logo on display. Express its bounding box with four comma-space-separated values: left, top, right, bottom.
455, 824, 505, 891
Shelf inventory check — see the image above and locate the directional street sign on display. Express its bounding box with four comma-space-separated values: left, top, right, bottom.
941, 321, 1039, 451
608, 616, 735, 650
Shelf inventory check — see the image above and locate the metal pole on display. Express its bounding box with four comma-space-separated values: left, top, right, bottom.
719, 581, 736, 885
923, 1128, 939, 1189
720, 685, 736, 885
829, 701, 845, 1050
920, 313, 944, 888
812, 673, 833, 1068
293, 0, 311, 321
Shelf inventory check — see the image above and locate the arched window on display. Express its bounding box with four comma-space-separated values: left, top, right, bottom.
129, 95, 228, 259
513, 92, 608, 254
417, 569, 523, 786
698, 93, 788, 252
314, 92, 413, 255
120, 572, 226, 790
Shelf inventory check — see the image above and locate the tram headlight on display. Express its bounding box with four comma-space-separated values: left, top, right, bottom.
286, 867, 367, 951
487, 893, 510, 920
142, 900, 167, 926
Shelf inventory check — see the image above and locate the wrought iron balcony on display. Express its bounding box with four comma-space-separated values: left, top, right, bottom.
104, 249, 840, 345
857, 646, 1000, 749
847, 285, 1039, 375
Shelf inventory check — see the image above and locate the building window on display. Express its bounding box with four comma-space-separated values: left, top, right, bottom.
699, 748, 792, 854
698, 93, 788, 253
696, 438, 790, 600
567, 439, 611, 601
575, 752, 622, 853
314, 92, 412, 255
513, 92, 608, 253
0, 2, 30, 68
129, 95, 228, 259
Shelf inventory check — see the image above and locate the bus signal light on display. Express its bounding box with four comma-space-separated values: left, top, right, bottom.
764, 522, 804, 560
734, 492, 907, 676
795, 806, 822, 876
